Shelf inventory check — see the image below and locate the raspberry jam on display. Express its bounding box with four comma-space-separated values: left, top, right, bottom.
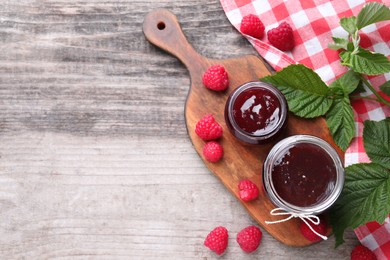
225, 82, 288, 144
271, 143, 336, 207
263, 135, 344, 214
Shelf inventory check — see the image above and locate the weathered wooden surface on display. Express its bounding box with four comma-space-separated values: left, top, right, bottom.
0, 0, 358, 259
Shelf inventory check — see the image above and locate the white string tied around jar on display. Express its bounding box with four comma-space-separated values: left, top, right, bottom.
265, 208, 328, 240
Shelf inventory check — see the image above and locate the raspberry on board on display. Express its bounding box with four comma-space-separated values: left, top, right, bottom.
195, 114, 223, 141
240, 14, 265, 39
236, 225, 262, 253
267, 21, 295, 51
202, 141, 223, 163
204, 226, 229, 255
202, 65, 229, 91
351, 245, 377, 260
300, 220, 327, 242
238, 179, 259, 201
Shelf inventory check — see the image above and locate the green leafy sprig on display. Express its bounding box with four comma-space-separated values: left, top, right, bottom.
329, 119, 390, 246
330, 2, 390, 108
261, 2, 390, 151
331, 3, 390, 76
261, 66, 359, 151
260, 2, 390, 246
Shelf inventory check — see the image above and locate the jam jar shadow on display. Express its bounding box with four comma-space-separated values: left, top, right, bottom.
224, 81, 288, 145
262, 135, 344, 215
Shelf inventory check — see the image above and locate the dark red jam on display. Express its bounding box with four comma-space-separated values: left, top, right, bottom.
271, 143, 337, 207
233, 87, 281, 135
225, 82, 288, 144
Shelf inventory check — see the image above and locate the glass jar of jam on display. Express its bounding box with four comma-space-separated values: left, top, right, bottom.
224, 81, 288, 144
263, 135, 344, 215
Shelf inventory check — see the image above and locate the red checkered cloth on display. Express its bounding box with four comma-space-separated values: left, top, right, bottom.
219, 0, 390, 258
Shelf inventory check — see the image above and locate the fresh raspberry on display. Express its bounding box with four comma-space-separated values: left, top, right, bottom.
195, 114, 223, 141
204, 226, 228, 255
300, 220, 327, 242
236, 226, 262, 253
203, 141, 223, 163
240, 14, 265, 39
238, 180, 259, 201
351, 245, 377, 260
202, 65, 229, 91
267, 21, 295, 51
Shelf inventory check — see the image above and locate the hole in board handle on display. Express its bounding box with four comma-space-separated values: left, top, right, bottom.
157, 22, 166, 30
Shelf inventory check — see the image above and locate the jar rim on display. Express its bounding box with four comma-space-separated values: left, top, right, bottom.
263, 135, 344, 214
226, 81, 288, 142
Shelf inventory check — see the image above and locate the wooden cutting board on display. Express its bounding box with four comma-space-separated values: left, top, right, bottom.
143, 8, 344, 247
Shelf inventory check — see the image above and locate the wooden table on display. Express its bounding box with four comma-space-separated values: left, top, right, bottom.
0, 1, 358, 259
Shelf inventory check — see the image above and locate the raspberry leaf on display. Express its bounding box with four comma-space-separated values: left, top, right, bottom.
260, 64, 332, 118
325, 71, 359, 151
328, 37, 349, 51
329, 70, 361, 95
340, 48, 390, 75
326, 96, 355, 151
363, 119, 390, 168
356, 2, 390, 30
330, 162, 390, 247
340, 16, 357, 34
352, 80, 367, 94
379, 80, 390, 96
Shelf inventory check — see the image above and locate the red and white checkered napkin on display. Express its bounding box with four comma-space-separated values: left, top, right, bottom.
219, 0, 390, 258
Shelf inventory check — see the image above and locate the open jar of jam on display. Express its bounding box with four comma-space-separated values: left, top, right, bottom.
263, 135, 344, 215
224, 81, 288, 145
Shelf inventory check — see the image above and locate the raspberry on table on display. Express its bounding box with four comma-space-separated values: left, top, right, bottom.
267, 21, 295, 51
299, 220, 327, 242
236, 225, 262, 253
351, 244, 377, 260
240, 14, 265, 39
204, 226, 228, 255
203, 141, 223, 163
195, 114, 223, 141
238, 179, 259, 201
202, 64, 229, 91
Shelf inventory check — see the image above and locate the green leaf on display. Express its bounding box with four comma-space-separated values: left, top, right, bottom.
326, 97, 354, 150
328, 37, 349, 51
260, 64, 332, 118
340, 48, 390, 75
326, 96, 355, 151
340, 16, 357, 34
330, 163, 390, 247
379, 80, 390, 96
329, 70, 361, 95
357, 2, 390, 30
353, 80, 366, 94
328, 87, 345, 99
363, 119, 390, 168
326, 71, 360, 151
346, 42, 355, 52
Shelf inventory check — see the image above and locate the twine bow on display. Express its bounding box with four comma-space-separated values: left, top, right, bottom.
265, 208, 328, 240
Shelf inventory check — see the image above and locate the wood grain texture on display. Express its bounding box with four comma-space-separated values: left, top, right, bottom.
0, 0, 358, 259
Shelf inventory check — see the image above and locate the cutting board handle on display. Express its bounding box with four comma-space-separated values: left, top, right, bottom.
143, 9, 207, 72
